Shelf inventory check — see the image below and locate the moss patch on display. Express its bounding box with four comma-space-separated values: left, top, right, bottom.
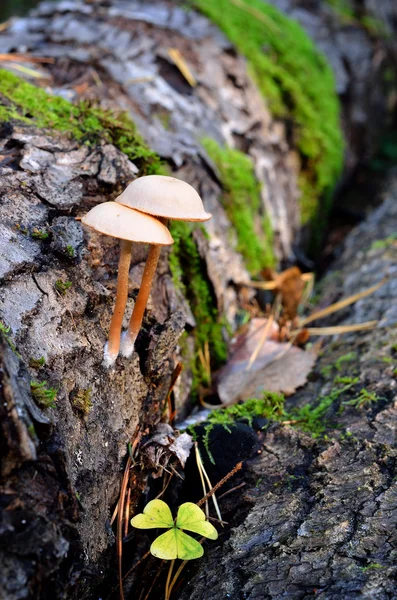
191, 0, 344, 236
202, 138, 275, 273
194, 374, 361, 459
0, 69, 161, 174
169, 221, 227, 396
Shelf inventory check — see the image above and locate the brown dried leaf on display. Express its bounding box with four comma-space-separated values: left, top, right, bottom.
217, 318, 316, 405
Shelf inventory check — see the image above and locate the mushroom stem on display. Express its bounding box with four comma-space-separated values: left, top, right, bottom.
120, 244, 162, 358
103, 239, 132, 367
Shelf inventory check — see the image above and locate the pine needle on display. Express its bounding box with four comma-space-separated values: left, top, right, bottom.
167, 48, 196, 87
301, 321, 378, 335
299, 279, 385, 326
0, 53, 54, 63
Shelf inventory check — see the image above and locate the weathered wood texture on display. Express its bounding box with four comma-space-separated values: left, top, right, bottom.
0, 1, 396, 599
180, 188, 397, 600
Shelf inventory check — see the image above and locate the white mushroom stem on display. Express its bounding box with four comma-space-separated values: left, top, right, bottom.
103, 239, 132, 368
120, 244, 162, 358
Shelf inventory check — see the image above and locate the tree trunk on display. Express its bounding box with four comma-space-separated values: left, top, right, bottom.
0, 1, 396, 599
179, 186, 397, 600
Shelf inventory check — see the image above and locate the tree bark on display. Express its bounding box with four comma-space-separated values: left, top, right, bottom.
179, 186, 397, 600
0, 1, 396, 599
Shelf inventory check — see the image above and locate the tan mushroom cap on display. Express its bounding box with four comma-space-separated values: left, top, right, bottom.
115, 175, 212, 222
81, 202, 174, 245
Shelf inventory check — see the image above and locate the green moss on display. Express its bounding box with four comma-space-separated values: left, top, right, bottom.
169, 221, 228, 396
342, 388, 383, 410
197, 376, 359, 457
55, 279, 72, 294
30, 380, 57, 408
191, 0, 343, 238
29, 356, 46, 368
335, 352, 357, 371
360, 562, 384, 573
370, 234, 397, 250
0, 69, 161, 174
0, 319, 21, 358
31, 227, 49, 240
202, 138, 275, 273
201, 393, 286, 462
66, 245, 75, 258
72, 388, 93, 415
334, 375, 359, 385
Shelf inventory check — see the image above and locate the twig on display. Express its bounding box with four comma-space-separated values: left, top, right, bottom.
124, 488, 131, 539
217, 482, 247, 500
117, 456, 131, 600
142, 561, 165, 600
163, 362, 183, 425
197, 462, 243, 508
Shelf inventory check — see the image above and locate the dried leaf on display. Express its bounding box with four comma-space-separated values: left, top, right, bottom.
169, 433, 194, 468
217, 318, 316, 404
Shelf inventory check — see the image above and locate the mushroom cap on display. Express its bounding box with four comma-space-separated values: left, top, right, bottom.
115, 175, 212, 222
81, 202, 174, 245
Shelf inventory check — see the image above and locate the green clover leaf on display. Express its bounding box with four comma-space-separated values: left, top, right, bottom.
131, 499, 218, 560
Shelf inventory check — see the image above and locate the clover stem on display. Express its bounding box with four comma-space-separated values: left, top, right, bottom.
120, 243, 162, 358
103, 239, 132, 367
165, 559, 175, 600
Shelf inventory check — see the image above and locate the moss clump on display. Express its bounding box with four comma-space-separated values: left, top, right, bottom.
370, 234, 397, 250
0, 69, 161, 174
29, 356, 46, 368
197, 375, 360, 459
30, 380, 57, 408
169, 221, 227, 396
202, 138, 275, 273
55, 279, 72, 294
72, 388, 93, 415
199, 393, 285, 462
192, 0, 344, 235
31, 227, 49, 241
65, 245, 76, 258
342, 388, 383, 410
0, 319, 21, 357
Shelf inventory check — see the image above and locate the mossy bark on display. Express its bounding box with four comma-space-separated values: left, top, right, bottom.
179, 188, 397, 600
0, 1, 395, 599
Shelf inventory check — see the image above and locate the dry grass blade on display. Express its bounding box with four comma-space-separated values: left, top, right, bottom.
7, 63, 50, 78
246, 280, 278, 290
163, 362, 183, 424
302, 321, 378, 335
0, 53, 54, 63
197, 461, 243, 508
299, 279, 386, 326
195, 444, 210, 518
167, 48, 196, 87
246, 293, 281, 371
198, 341, 211, 385
246, 313, 275, 371
300, 272, 315, 306
117, 456, 132, 600
124, 488, 131, 539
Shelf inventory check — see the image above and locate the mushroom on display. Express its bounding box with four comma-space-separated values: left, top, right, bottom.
115, 175, 212, 358
81, 201, 173, 367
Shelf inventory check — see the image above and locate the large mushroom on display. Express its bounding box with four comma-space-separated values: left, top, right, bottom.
115, 175, 211, 358
82, 201, 173, 367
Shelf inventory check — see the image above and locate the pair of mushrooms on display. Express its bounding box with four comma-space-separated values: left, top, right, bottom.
82, 175, 211, 367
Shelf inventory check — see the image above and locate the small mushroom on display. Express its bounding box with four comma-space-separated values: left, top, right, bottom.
81, 201, 173, 367
115, 175, 211, 358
